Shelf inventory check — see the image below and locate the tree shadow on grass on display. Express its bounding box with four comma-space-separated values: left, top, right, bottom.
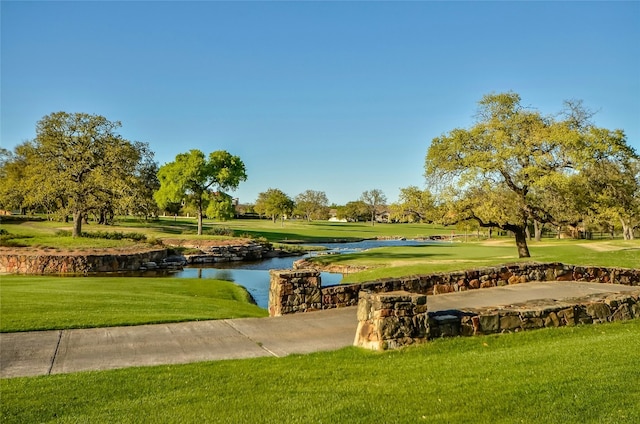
316, 245, 454, 264
233, 229, 366, 243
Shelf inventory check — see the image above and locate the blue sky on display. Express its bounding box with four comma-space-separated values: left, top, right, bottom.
2, 1, 639, 206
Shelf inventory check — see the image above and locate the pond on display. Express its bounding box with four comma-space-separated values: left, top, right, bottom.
172, 239, 439, 309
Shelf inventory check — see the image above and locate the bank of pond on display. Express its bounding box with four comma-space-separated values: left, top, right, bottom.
167, 239, 439, 308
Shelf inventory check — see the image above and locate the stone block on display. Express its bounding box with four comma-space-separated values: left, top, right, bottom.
585, 303, 612, 322
520, 317, 544, 329
557, 307, 576, 326
478, 314, 499, 333
612, 304, 633, 321
499, 312, 522, 331
544, 312, 561, 327
354, 291, 428, 350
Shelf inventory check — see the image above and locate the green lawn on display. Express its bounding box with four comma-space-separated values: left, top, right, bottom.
1, 216, 452, 247
1, 233, 637, 332
0, 276, 267, 332
2, 218, 639, 422
2, 320, 639, 423
311, 239, 640, 283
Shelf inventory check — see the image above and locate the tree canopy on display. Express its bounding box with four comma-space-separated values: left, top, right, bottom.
390, 186, 437, 223
425, 92, 638, 257
155, 149, 247, 235
336, 200, 369, 222
0, 112, 154, 236
294, 190, 329, 221
254, 188, 294, 226
360, 189, 387, 226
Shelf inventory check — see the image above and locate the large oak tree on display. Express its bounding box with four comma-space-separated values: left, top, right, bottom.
155, 149, 247, 235
391, 186, 437, 223
2, 112, 153, 237
425, 92, 637, 257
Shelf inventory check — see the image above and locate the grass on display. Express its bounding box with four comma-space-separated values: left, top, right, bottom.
1, 217, 639, 422
310, 239, 640, 283
2, 320, 639, 423
1, 216, 451, 247
0, 276, 267, 332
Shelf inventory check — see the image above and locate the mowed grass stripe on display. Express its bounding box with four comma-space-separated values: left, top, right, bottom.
1, 320, 639, 423
0, 276, 267, 332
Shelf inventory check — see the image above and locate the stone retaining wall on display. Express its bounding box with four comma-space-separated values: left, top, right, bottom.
353, 286, 640, 350
0, 241, 287, 274
0, 249, 173, 274
269, 263, 640, 316
427, 289, 640, 339
354, 291, 429, 350
269, 269, 322, 316
184, 242, 269, 264
321, 263, 640, 310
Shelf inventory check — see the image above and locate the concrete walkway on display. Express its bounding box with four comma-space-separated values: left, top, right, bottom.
1, 281, 637, 378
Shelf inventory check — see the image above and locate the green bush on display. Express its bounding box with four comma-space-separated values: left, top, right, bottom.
83, 231, 147, 241
145, 237, 164, 247
53, 230, 147, 242
205, 227, 235, 237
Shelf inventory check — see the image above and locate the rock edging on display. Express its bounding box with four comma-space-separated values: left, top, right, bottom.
0, 249, 179, 274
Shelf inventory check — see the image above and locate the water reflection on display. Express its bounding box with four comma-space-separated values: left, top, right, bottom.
178, 267, 343, 309
173, 239, 439, 309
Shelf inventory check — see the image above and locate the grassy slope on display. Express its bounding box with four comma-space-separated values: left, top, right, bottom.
311, 239, 640, 283
2, 320, 639, 423
0, 276, 267, 332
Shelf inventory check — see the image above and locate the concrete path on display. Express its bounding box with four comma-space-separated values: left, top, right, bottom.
1, 281, 637, 379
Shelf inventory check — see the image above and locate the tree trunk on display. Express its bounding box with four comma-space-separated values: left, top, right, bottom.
620, 218, 634, 240
72, 210, 83, 237
514, 226, 531, 258
534, 220, 542, 242
197, 210, 203, 236
525, 224, 531, 240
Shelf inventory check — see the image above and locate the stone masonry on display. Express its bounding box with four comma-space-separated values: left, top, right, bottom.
0, 249, 173, 274
429, 289, 640, 339
269, 269, 322, 316
354, 290, 429, 351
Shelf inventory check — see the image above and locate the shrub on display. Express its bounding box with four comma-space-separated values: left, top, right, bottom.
205, 227, 235, 237
52, 230, 148, 241
81, 231, 148, 241
145, 237, 164, 247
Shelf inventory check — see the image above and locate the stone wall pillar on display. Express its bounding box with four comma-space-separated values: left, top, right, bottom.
354, 290, 428, 351
268, 269, 322, 317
